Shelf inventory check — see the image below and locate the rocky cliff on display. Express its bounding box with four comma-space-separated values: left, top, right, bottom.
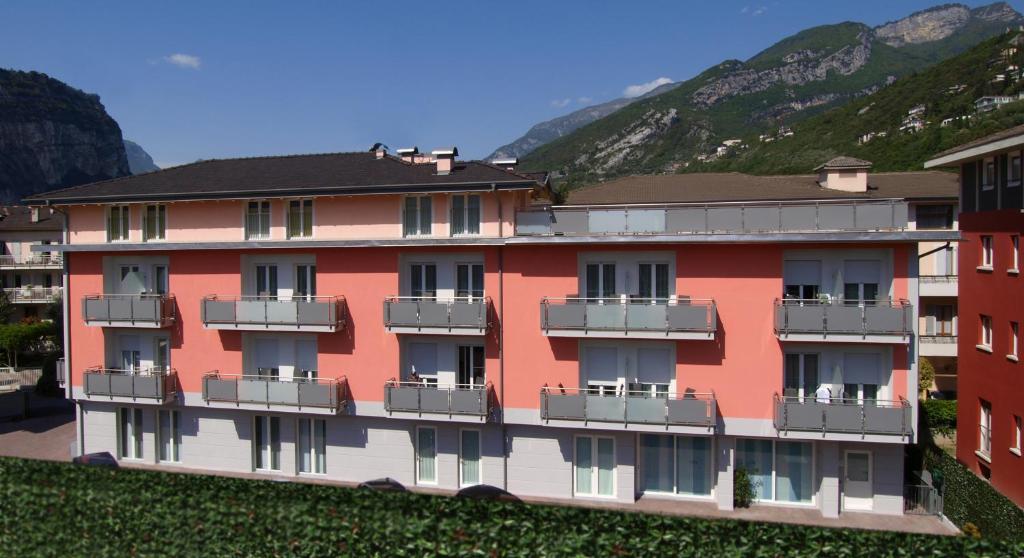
124, 140, 159, 174
0, 69, 129, 202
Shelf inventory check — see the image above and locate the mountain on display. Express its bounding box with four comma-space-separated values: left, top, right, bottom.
518, 2, 1024, 188
0, 68, 129, 202
124, 140, 159, 174
686, 32, 1024, 174
486, 81, 679, 161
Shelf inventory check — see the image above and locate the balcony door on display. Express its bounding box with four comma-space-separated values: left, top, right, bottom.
153, 337, 169, 373
407, 342, 438, 386
255, 265, 278, 299
119, 264, 146, 294
843, 450, 873, 511
629, 347, 671, 397
841, 353, 881, 404
783, 353, 818, 401
585, 263, 616, 300
843, 260, 881, 305
584, 346, 619, 396
119, 335, 141, 373
638, 263, 669, 301
925, 304, 955, 336
153, 265, 168, 296
457, 345, 485, 387
410, 263, 437, 300
295, 339, 317, 381
783, 260, 820, 302
295, 265, 316, 302
254, 338, 279, 380
456, 263, 484, 302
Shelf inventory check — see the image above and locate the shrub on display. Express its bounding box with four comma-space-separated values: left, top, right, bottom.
733, 466, 757, 508
924, 446, 1024, 542
922, 399, 958, 437
0, 456, 1020, 557
34, 354, 62, 397
919, 357, 936, 395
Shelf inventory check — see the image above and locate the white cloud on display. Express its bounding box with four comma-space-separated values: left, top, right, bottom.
752, 5, 767, 16
740, 5, 767, 16
740, 6, 749, 13
622, 77, 673, 99
550, 98, 572, 108
577, 96, 594, 105
163, 53, 201, 69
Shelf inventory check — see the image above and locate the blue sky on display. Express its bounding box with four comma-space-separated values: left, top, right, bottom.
1, 1, 1020, 166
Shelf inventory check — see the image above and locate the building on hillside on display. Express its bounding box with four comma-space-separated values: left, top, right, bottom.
975, 95, 1018, 113
0, 206, 64, 321
29, 147, 958, 520
925, 124, 1024, 507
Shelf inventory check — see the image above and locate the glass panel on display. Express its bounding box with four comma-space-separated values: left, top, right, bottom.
641, 434, 674, 493
403, 197, 418, 236
802, 354, 818, 400
597, 438, 615, 496
638, 264, 651, 299
783, 354, 800, 398
846, 452, 869, 482
863, 284, 878, 304
424, 265, 436, 299
146, 206, 156, 240
288, 200, 300, 238
314, 419, 326, 474
154, 266, 168, 295
270, 417, 280, 471
586, 264, 599, 299
411, 265, 423, 298
457, 264, 469, 298
575, 437, 593, 494
298, 418, 311, 473
254, 416, 265, 469
419, 197, 432, 235
417, 428, 436, 483
119, 408, 130, 459
602, 264, 616, 298
843, 384, 857, 401
472, 264, 484, 298
302, 200, 313, 237
461, 430, 481, 486
677, 436, 711, 496
863, 384, 878, 404
736, 439, 773, 500
132, 409, 143, 460
467, 195, 480, 235
775, 441, 812, 503
844, 283, 860, 303
655, 264, 669, 299
452, 195, 465, 235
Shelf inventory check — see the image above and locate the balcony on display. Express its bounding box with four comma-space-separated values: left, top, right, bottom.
0, 254, 61, 269
383, 297, 490, 335
773, 394, 912, 438
540, 297, 716, 340
82, 367, 176, 404
540, 387, 716, 429
201, 372, 348, 414
200, 295, 344, 332
919, 275, 957, 297
4, 286, 61, 304
82, 294, 176, 328
515, 200, 909, 236
384, 380, 493, 419
920, 334, 957, 357
773, 299, 912, 343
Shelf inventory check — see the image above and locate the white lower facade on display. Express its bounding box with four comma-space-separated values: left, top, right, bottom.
77, 400, 905, 516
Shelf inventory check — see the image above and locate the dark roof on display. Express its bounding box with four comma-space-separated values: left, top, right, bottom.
927, 123, 1024, 162
564, 172, 959, 205
814, 156, 872, 171
0, 206, 64, 231
25, 151, 543, 204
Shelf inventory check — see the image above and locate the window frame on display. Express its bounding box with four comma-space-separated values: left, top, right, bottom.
415, 425, 438, 485
157, 409, 181, 463
286, 199, 314, 239
252, 415, 281, 472
982, 157, 996, 190
638, 434, 714, 498
244, 200, 272, 241
573, 434, 616, 498
915, 204, 955, 230
735, 438, 816, 505
1009, 153, 1022, 188
1010, 321, 1020, 362
117, 407, 143, 460
979, 401, 993, 461
980, 236, 994, 270
108, 205, 131, 243
402, 195, 433, 237
297, 417, 327, 475
458, 428, 482, 488
450, 193, 482, 237
142, 204, 167, 242
979, 315, 994, 352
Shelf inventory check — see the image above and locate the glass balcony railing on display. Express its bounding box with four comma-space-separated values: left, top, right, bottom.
540, 387, 716, 428
773, 298, 912, 339
201, 295, 344, 332
540, 297, 716, 338
202, 372, 348, 413
83, 367, 176, 401
773, 394, 912, 437
383, 297, 490, 334
384, 380, 492, 417
82, 294, 176, 327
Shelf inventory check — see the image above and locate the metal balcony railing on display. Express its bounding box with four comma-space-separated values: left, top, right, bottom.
540, 297, 716, 336
83, 367, 176, 400
919, 275, 958, 283
383, 296, 490, 333
0, 254, 62, 268
515, 200, 909, 236
202, 372, 348, 412
82, 294, 176, 327
4, 286, 61, 303
773, 393, 912, 436
920, 334, 957, 344
540, 387, 716, 428
773, 298, 912, 338
384, 380, 492, 417
201, 295, 344, 331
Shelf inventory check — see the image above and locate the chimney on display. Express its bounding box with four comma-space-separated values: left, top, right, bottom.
369, 142, 389, 159
814, 156, 872, 193
492, 158, 519, 171
432, 147, 459, 176
30, 207, 40, 223
396, 147, 420, 163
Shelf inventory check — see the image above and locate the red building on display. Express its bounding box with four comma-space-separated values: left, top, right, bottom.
926, 125, 1024, 506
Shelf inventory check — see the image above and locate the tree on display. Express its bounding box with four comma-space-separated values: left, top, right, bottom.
919, 357, 936, 398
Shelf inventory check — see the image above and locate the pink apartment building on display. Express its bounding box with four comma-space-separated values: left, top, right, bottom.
27, 148, 956, 518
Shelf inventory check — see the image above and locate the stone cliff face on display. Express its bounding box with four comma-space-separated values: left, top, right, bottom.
124, 140, 159, 174
0, 69, 129, 202
875, 4, 972, 47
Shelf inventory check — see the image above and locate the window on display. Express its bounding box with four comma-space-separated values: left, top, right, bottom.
979, 401, 992, 459
982, 158, 996, 190
245, 201, 271, 240
843, 261, 880, 305
158, 409, 181, 463
1011, 236, 1020, 273
980, 315, 993, 351
153, 265, 168, 295
1013, 416, 1022, 456
253, 415, 281, 471
297, 418, 326, 474
981, 236, 994, 269
916, 205, 955, 230
638, 263, 670, 300
295, 264, 316, 301
1010, 322, 1019, 361
459, 429, 481, 487
451, 194, 481, 236
407, 342, 438, 385
735, 439, 813, 504
640, 434, 712, 496
108, 206, 131, 242
255, 264, 278, 299
457, 345, 485, 387
456, 263, 484, 300
117, 407, 143, 460
416, 426, 437, 484
783, 353, 819, 401
403, 196, 432, 237
924, 304, 956, 336
154, 337, 170, 372
143, 205, 166, 241
287, 199, 313, 238
1010, 154, 1022, 187
410, 263, 436, 300
295, 339, 318, 381
585, 263, 616, 299
575, 436, 615, 497
783, 261, 820, 301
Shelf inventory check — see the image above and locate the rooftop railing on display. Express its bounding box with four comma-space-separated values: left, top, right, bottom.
540, 386, 716, 428
201, 295, 344, 331
201, 372, 348, 413
383, 296, 490, 333
0, 254, 62, 268
83, 367, 176, 401
384, 380, 492, 417
540, 297, 716, 337
515, 200, 909, 236
773, 298, 912, 338
4, 286, 61, 303
82, 294, 176, 327
773, 393, 912, 437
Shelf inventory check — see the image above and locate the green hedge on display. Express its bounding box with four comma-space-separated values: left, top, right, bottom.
925, 447, 1024, 542
0, 458, 1021, 557
922, 399, 958, 437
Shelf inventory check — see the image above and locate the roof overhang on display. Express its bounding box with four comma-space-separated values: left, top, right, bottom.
925, 132, 1024, 168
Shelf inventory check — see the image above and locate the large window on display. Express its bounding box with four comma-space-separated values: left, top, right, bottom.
456, 263, 484, 300
638, 263, 669, 299
245, 201, 271, 240
143, 205, 166, 241
736, 439, 813, 504
410, 263, 437, 300
253, 415, 281, 471
459, 429, 481, 487
117, 407, 143, 460
783, 260, 821, 301
451, 194, 481, 236
416, 426, 437, 484
783, 353, 819, 401
158, 409, 181, 463
979, 401, 992, 458
916, 204, 954, 230
640, 434, 712, 497
295, 264, 316, 301
457, 345, 485, 387
287, 199, 313, 239
108, 206, 131, 242
585, 263, 616, 299
574, 435, 615, 497
403, 196, 432, 237
297, 418, 326, 474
